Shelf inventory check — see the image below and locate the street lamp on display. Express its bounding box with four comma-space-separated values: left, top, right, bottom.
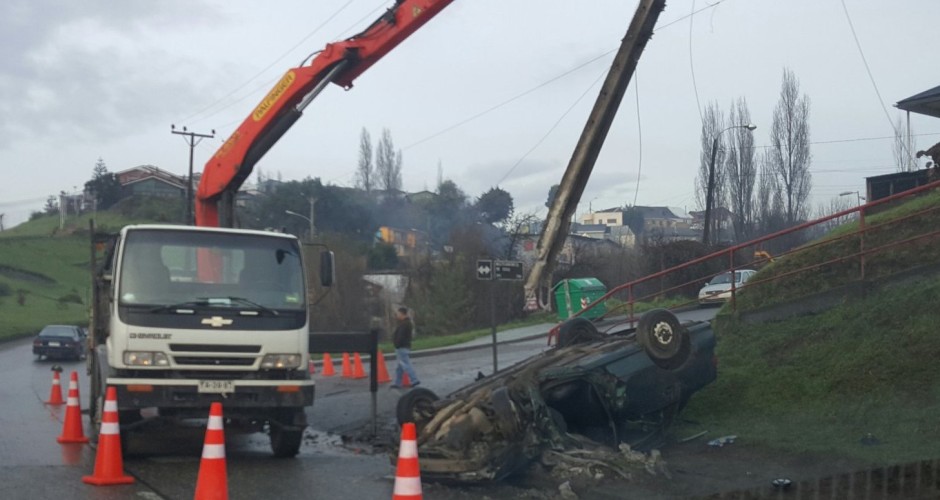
703, 123, 757, 245
839, 190, 866, 206
285, 210, 313, 240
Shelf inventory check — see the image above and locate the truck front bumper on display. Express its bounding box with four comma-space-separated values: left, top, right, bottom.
107, 378, 315, 411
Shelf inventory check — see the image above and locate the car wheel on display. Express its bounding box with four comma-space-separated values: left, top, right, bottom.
557, 317, 604, 347
396, 388, 440, 433
636, 309, 690, 368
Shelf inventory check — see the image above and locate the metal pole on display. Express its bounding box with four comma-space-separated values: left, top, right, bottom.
703, 135, 719, 246
490, 282, 498, 373
187, 142, 195, 225
308, 197, 316, 240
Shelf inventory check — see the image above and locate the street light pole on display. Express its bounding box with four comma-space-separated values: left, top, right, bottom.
839, 190, 866, 206
703, 123, 757, 246
285, 210, 314, 241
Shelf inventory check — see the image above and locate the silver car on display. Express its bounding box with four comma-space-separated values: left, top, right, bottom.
698, 269, 757, 305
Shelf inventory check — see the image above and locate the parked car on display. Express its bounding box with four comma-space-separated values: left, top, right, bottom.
32, 325, 85, 360
698, 269, 757, 305
396, 309, 717, 483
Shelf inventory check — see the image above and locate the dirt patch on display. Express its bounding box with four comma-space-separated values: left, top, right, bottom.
0, 265, 56, 285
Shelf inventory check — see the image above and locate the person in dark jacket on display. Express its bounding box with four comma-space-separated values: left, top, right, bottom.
391, 307, 420, 388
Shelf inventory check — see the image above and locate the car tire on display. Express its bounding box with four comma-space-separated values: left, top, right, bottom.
557, 317, 604, 347
270, 409, 305, 458
636, 309, 690, 368
396, 388, 440, 432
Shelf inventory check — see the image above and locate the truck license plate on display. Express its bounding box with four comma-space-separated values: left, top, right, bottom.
198, 380, 234, 394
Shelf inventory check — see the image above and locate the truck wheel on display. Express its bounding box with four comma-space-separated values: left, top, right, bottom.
557, 317, 603, 347
270, 425, 303, 458
636, 309, 690, 368
396, 388, 440, 433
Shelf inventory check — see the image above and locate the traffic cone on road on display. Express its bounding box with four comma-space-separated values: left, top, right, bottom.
194, 402, 228, 500
308, 359, 316, 375
341, 353, 353, 378
83, 386, 134, 485
352, 353, 367, 379
375, 352, 391, 384
321, 353, 336, 377
46, 370, 64, 405
401, 371, 412, 388
392, 422, 422, 500
57, 371, 89, 444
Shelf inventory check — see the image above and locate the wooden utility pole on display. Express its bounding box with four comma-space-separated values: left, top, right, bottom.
171, 125, 215, 225
524, 0, 666, 310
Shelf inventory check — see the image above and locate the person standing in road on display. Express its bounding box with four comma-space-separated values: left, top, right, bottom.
392, 307, 420, 389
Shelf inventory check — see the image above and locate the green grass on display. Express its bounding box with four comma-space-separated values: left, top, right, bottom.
682, 279, 940, 465
604, 296, 691, 316
378, 311, 555, 353
730, 190, 940, 313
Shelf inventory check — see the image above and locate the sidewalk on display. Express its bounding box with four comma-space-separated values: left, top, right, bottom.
399, 321, 557, 360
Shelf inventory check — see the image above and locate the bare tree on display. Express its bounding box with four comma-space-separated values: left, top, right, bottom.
694, 102, 726, 240
893, 115, 917, 172
768, 67, 812, 225
355, 128, 374, 192
813, 195, 857, 235
756, 152, 784, 236
375, 128, 402, 192
724, 97, 757, 242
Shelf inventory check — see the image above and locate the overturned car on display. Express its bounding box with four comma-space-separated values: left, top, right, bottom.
396, 309, 717, 483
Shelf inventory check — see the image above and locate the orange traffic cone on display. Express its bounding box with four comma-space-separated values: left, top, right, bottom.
341, 353, 353, 378
57, 371, 89, 444
375, 352, 391, 384
393, 422, 422, 500
352, 353, 367, 379
46, 370, 64, 405
83, 386, 134, 485
194, 402, 228, 500
308, 359, 316, 375
321, 353, 335, 377
401, 371, 412, 388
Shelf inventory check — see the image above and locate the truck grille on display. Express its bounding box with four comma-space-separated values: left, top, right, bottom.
169, 344, 261, 353
173, 356, 256, 367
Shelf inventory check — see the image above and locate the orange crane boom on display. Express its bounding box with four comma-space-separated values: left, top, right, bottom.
196, 0, 456, 227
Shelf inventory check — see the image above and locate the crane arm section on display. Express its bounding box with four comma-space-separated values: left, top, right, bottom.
523, 0, 665, 310
196, 0, 456, 227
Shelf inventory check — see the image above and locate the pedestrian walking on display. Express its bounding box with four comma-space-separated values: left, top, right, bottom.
391, 307, 420, 388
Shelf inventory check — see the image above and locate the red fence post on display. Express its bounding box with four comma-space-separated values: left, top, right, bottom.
628, 284, 635, 326
859, 207, 867, 282
729, 250, 736, 312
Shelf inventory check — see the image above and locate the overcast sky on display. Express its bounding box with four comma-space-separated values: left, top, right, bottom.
1, 0, 938, 227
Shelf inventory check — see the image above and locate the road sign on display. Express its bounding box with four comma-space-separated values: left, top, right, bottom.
476, 259, 493, 280
494, 260, 524, 281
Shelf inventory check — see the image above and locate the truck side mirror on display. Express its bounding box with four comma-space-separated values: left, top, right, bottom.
319, 250, 335, 287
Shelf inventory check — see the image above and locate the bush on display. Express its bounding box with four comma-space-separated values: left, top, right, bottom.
0, 282, 11, 297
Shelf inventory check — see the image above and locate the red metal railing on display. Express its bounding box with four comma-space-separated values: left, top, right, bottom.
549, 179, 940, 343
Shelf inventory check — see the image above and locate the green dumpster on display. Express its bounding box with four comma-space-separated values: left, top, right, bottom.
554, 278, 607, 320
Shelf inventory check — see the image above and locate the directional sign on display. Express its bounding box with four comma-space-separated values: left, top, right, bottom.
476, 259, 493, 280
494, 260, 524, 281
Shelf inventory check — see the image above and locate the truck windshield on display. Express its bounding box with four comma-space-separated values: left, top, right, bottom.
118, 229, 305, 311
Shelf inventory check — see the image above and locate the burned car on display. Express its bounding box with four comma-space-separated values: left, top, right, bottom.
396, 309, 716, 483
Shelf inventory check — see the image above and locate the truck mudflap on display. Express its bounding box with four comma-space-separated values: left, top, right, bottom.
106, 378, 314, 410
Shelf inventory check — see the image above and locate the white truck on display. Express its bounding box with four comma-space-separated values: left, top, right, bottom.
87, 223, 332, 457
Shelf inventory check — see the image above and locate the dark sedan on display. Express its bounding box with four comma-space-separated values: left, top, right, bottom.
32, 325, 85, 360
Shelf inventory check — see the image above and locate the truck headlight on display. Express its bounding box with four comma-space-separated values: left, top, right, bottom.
124, 351, 169, 367
261, 354, 301, 369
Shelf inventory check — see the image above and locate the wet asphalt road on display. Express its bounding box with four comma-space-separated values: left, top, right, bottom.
0, 307, 717, 500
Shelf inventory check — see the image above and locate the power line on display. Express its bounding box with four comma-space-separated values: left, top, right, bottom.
496, 69, 607, 186
178, 1, 354, 125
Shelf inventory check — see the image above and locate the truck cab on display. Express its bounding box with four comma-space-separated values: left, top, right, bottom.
88, 224, 316, 457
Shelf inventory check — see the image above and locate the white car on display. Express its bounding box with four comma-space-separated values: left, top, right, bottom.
698, 269, 757, 305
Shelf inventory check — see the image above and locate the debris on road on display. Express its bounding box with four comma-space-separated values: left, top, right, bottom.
707, 435, 738, 448
557, 480, 579, 499
677, 430, 708, 443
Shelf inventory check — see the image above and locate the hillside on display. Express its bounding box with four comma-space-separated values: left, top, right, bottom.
0, 199, 176, 339
681, 191, 940, 465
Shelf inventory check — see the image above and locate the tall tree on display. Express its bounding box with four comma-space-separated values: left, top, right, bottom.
84, 158, 122, 210
768, 67, 812, 225
475, 187, 514, 224
545, 184, 559, 208
893, 115, 917, 172
724, 98, 757, 242
355, 128, 374, 192
756, 152, 785, 235
375, 128, 402, 192
695, 102, 727, 240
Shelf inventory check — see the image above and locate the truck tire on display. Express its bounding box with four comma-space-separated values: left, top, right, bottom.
636, 309, 690, 368
270, 426, 303, 458
396, 388, 440, 432
557, 317, 603, 347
